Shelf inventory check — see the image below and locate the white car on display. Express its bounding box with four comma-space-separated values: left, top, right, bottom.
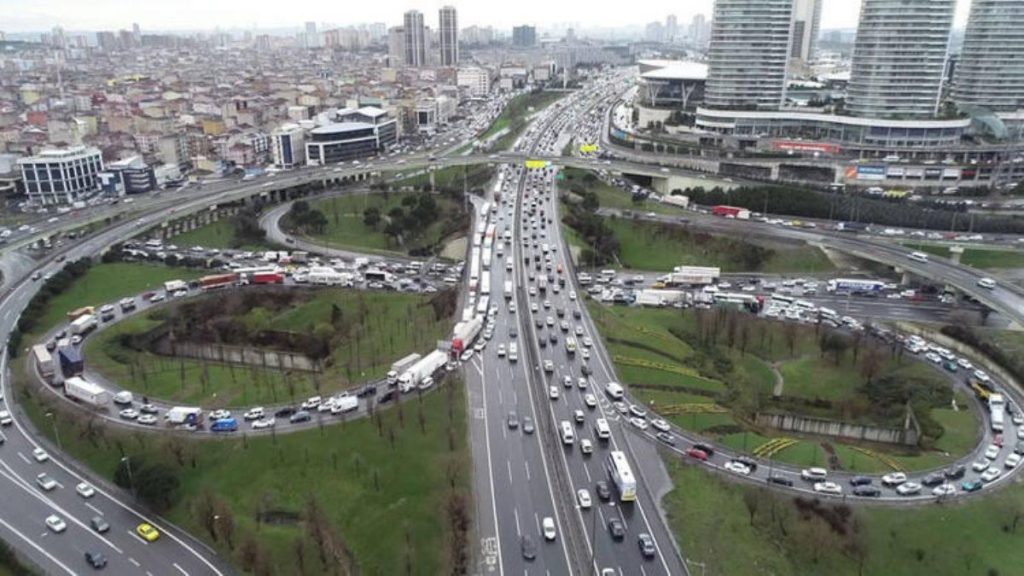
0, 410, 11, 426
580, 438, 593, 455
1006, 453, 1022, 469
251, 417, 276, 429
45, 515, 67, 533
650, 419, 670, 433
896, 482, 922, 496
981, 468, 1002, 483
32, 448, 49, 462
800, 467, 827, 481
577, 489, 592, 509
932, 483, 957, 497
542, 517, 557, 541
881, 472, 907, 486
119, 408, 139, 420
629, 417, 648, 430
36, 473, 57, 491
569, 291, 577, 300
972, 459, 990, 473
549, 386, 560, 400
577, 377, 588, 389
582, 337, 593, 347
76, 482, 95, 498
984, 444, 1001, 460
724, 461, 751, 475
209, 409, 231, 421
583, 394, 597, 408
137, 414, 158, 426
497, 344, 506, 357
813, 482, 842, 495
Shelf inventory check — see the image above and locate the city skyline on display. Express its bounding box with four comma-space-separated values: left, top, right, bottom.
2, 0, 973, 35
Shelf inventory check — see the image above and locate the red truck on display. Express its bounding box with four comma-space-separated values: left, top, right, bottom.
199, 273, 238, 290
711, 205, 751, 220
251, 272, 284, 285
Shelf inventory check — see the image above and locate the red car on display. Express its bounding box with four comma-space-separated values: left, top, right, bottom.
686, 448, 708, 461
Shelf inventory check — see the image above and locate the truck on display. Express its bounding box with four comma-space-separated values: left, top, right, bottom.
331, 395, 359, 414
199, 273, 238, 290
70, 314, 98, 336
711, 205, 751, 220
834, 221, 870, 233
250, 271, 284, 285
504, 279, 514, 300
451, 316, 484, 356
32, 344, 55, 379
308, 267, 347, 286
565, 337, 577, 355
660, 194, 690, 209
58, 346, 84, 377
664, 266, 721, 286
989, 393, 1007, 433
163, 279, 188, 294
66, 306, 95, 321
388, 353, 422, 385
63, 377, 111, 407
165, 406, 203, 426
398, 349, 447, 393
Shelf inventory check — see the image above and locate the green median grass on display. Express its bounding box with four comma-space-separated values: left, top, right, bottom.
18, 373, 469, 576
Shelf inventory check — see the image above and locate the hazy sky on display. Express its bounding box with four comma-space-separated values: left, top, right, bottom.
2, 0, 972, 34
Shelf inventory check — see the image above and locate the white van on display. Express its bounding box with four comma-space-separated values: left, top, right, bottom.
560, 421, 575, 445
605, 381, 624, 400
977, 277, 997, 290
594, 418, 611, 441
908, 251, 930, 263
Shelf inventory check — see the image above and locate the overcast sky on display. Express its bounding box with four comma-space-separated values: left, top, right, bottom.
2, 0, 972, 34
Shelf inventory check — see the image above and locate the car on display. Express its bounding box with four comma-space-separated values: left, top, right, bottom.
119, 408, 139, 420
945, 464, 966, 479
209, 409, 231, 421
289, 410, 312, 424
522, 416, 535, 434
613, 401, 629, 415
136, 523, 160, 542
85, 551, 108, 569
577, 377, 588, 389
984, 444, 1001, 460
543, 360, 554, 372
251, 417, 276, 429
638, 533, 657, 558
574, 409, 586, 424
629, 404, 648, 419
801, 467, 827, 481
724, 461, 751, 475
497, 344, 506, 357
814, 482, 842, 495
32, 448, 49, 462
849, 476, 873, 487
607, 518, 626, 540
921, 473, 945, 487
768, 475, 794, 487
650, 418, 670, 433
596, 480, 612, 500
542, 517, 556, 541
932, 483, 957, 497
896, 482, 922, 496
45, 515, 67, 533
580, 438, 593, 455
507, 412, 519, 429
881, 472, 907, 486
629, 417, 648, 430
563, 375, 573, 389
137, 414, 158, 426
972, 459, 990, 473
655, 432, 676, 445
584, 393, 597, 408
76, 482, 95, 498
853, 486, 881, 497
36, 473, 57, 491
521, 535, 537, 560
90, 515, 110, 534
243, 407, 265, 421
981, 468, 1002, 483
0, 411, 11, 426
139, 403, 158, 415
549, 386, 560, 400
1006, 453, 1023, 468
686, 448, 708, 461
577, 489, 592, 509
961, 480, 983, 493
693, 443, 715, 457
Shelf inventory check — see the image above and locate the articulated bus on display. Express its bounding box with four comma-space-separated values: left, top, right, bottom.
608, 450, 637, 502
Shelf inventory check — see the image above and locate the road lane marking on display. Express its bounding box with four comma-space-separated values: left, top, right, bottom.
514, 508, 521, 537
0, 516, 76, 575
85, 503, 104, 516
17, 452, 29, 465
129, 557, 141, 566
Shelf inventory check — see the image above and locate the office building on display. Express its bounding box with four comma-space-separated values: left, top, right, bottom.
666, 15, 679, 43
439, 6, 459, 66
404, 10, 426, 67
18, 146, 104, 205
388, 27, 405, 67
458, 67, 492, 98
704, 0, 795, 110
305, 108, 397, 166
690, 14, 709, 47
846, 0, 956, 119
513, 25, 537, 48
271, 124, 306, 169
789, 0, 822, 70
953, 0, 1024, 117
99, 156, 156, 196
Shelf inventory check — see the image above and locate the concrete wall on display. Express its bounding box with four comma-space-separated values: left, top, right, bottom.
755, 411, 919, 446
153, 340, 322, 372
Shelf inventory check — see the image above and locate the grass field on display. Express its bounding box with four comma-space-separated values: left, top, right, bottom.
663, 457, 1024, 576
18, 373, 469, 576
29, 263, 205, 339
605, 217, 836, 273
85, 288, 452, 407
482, 91, 565, 148
169, 219, 275, 251
904, 242, 1024, 269
300, 192, 465, 257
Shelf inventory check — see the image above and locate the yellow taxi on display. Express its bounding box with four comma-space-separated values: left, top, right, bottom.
136, 523, 160, 542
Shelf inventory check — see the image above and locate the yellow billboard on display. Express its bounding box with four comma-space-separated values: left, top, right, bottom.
524, 159, 549, 169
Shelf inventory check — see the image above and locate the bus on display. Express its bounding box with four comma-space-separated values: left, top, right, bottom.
608, 451, 637, 502
769, 294, 795, 307
826, 278, 886, 294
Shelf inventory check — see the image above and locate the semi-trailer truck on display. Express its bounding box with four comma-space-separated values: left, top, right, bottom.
199, 273, 239, 290
58, 346, 84, 377
451, 316, 484, 356
32, 345, 54, 380
388, 353, 422, 385
63, 377, 111, 407
990, 393, 1007, 433
398, 349, 447, 393
66, 306, 95, 321
70, 314, 98, 336
164, 279, 188, 294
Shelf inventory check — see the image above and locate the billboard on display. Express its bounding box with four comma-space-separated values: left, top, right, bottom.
524, 159, 549, 169
942, 168, 961, 179
925, 168, 943, 179
769, 140, 841, 155
579, 143, 599, 154
887, 167, 905, 178
856, 165, 887, 181
905, 167, 925, 178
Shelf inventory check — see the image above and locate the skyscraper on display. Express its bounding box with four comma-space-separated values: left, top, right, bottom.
689, 14, 709, 47
388, 27, 405, 67
953, 0, 1024, 114
439, 6, 459, 67
789, 0, 821, 68
404, 10, 426, 67
512, 25, 537, 48
846, 0, 956, 119
704, 0, 794, 110
666, 15, 679, 43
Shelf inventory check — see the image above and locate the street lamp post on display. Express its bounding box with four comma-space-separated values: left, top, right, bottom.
121, 456, 136, 497
44, 412, 62, 451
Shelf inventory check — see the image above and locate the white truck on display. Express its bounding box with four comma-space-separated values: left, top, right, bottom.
63, 377, 110, 407
388, 353, 422, 385
399, 349, 448, 393
163, 279, 188, 294
32, 344, 55, 379
452, 316, 484, 355
70, 314, 98, 336
664, 266, 721, 287
989, 393, 1007, 433
331, 395, 359, 414
165, 406, 203, 425
504, 279, 514, 300
308, 267, 347, 286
